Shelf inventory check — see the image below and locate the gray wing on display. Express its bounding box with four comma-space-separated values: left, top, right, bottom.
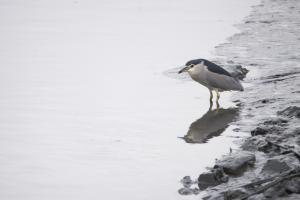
205, 69, 244, 91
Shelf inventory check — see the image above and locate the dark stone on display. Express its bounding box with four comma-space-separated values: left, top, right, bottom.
278, 106, 300, 118
230, 65, 249, 80
202, 193, 226, 200
264, 184, 287, 198
257, 140, 282, 154
263, 118, 288, 126
251, 127, 268, 136
294, 129, 300, 145
224, 189, 247, 199
244, 137, 283, 154
285, 177, 300, 194
179, 176, 200, 195
178, 187, 193, 195
192, 188, 200, 195
202, 195, 211, 200
251, 124, 284, 137
214, 151, 255, 175
198, 167, 228, 190
241, 138, 259, 151
294, 128, 300, 135
180, 176, 194, 188
198, 173, 219, 190
261, 159, 291, 174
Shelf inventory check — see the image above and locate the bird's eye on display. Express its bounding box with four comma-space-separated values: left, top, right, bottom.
190, 64, 194, 68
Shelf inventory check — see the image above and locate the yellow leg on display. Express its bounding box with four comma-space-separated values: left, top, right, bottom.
209, 90, 213, 103
209, 89, 213, 110
216, 90, 220, 101
216, 90, 220, 109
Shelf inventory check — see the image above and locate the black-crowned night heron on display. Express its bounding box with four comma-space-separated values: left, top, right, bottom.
178, 59, 243, 107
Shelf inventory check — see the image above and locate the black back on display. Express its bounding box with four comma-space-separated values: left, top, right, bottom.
186, 59, 232, 77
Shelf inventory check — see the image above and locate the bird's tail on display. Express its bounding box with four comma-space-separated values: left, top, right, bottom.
231, 77, 244, 91
236, 79, 244, 91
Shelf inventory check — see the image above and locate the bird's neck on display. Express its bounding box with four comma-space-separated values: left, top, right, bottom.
188, 66, 203, 80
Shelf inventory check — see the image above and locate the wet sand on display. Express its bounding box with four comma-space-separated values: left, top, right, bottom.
178, 0, 300, 199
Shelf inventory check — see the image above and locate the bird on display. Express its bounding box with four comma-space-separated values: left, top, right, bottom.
178, 59, 244, 108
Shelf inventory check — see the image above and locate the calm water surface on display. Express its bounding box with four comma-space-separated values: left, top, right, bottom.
0, 0, 257, 199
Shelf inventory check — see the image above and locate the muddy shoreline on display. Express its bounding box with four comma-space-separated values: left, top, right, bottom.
179, 0, 300, 199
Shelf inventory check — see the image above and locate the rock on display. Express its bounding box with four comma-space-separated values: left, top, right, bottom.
214, 151, 255, 175
198, 167, 228, 190
242, 137, 269, 151
241, 138, 258, 151
178, 187, 193, 195
192, 187, 200, 195
251, 127, 269, 136
261, 159, 291, 175
257, 141, 281, 154
294, 129, 300, 145
230, 65, 249, 80
284, 177, 300, 194
263, 118, 288, 126
198, 172, 219, 190
224, 189, 247, 199
205, 190, 248, 200
281, 194, 300, 200
202, 195, 211, 200
277, 106, 300, 118
251, 125, 284, 137
259, 98, 277, 104
264, 184, 287, 198
293, 128, 300, 135
180, 176, 194, 188
202, 194, 224, 200
243, 137, 283, 154
178, 184, 200, 195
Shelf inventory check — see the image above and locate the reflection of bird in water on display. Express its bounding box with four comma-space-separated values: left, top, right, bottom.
178, 59, 243, 108
181, 108, 239, 144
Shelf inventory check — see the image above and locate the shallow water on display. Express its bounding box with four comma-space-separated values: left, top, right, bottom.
0, 0, 257, 199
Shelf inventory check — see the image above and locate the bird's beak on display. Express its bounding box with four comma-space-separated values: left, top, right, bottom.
178, 66, 189, 74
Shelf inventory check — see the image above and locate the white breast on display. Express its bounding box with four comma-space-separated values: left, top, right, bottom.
188, 65, 209, 87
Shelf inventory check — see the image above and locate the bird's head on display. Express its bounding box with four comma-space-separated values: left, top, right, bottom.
178, 59, 205, 74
